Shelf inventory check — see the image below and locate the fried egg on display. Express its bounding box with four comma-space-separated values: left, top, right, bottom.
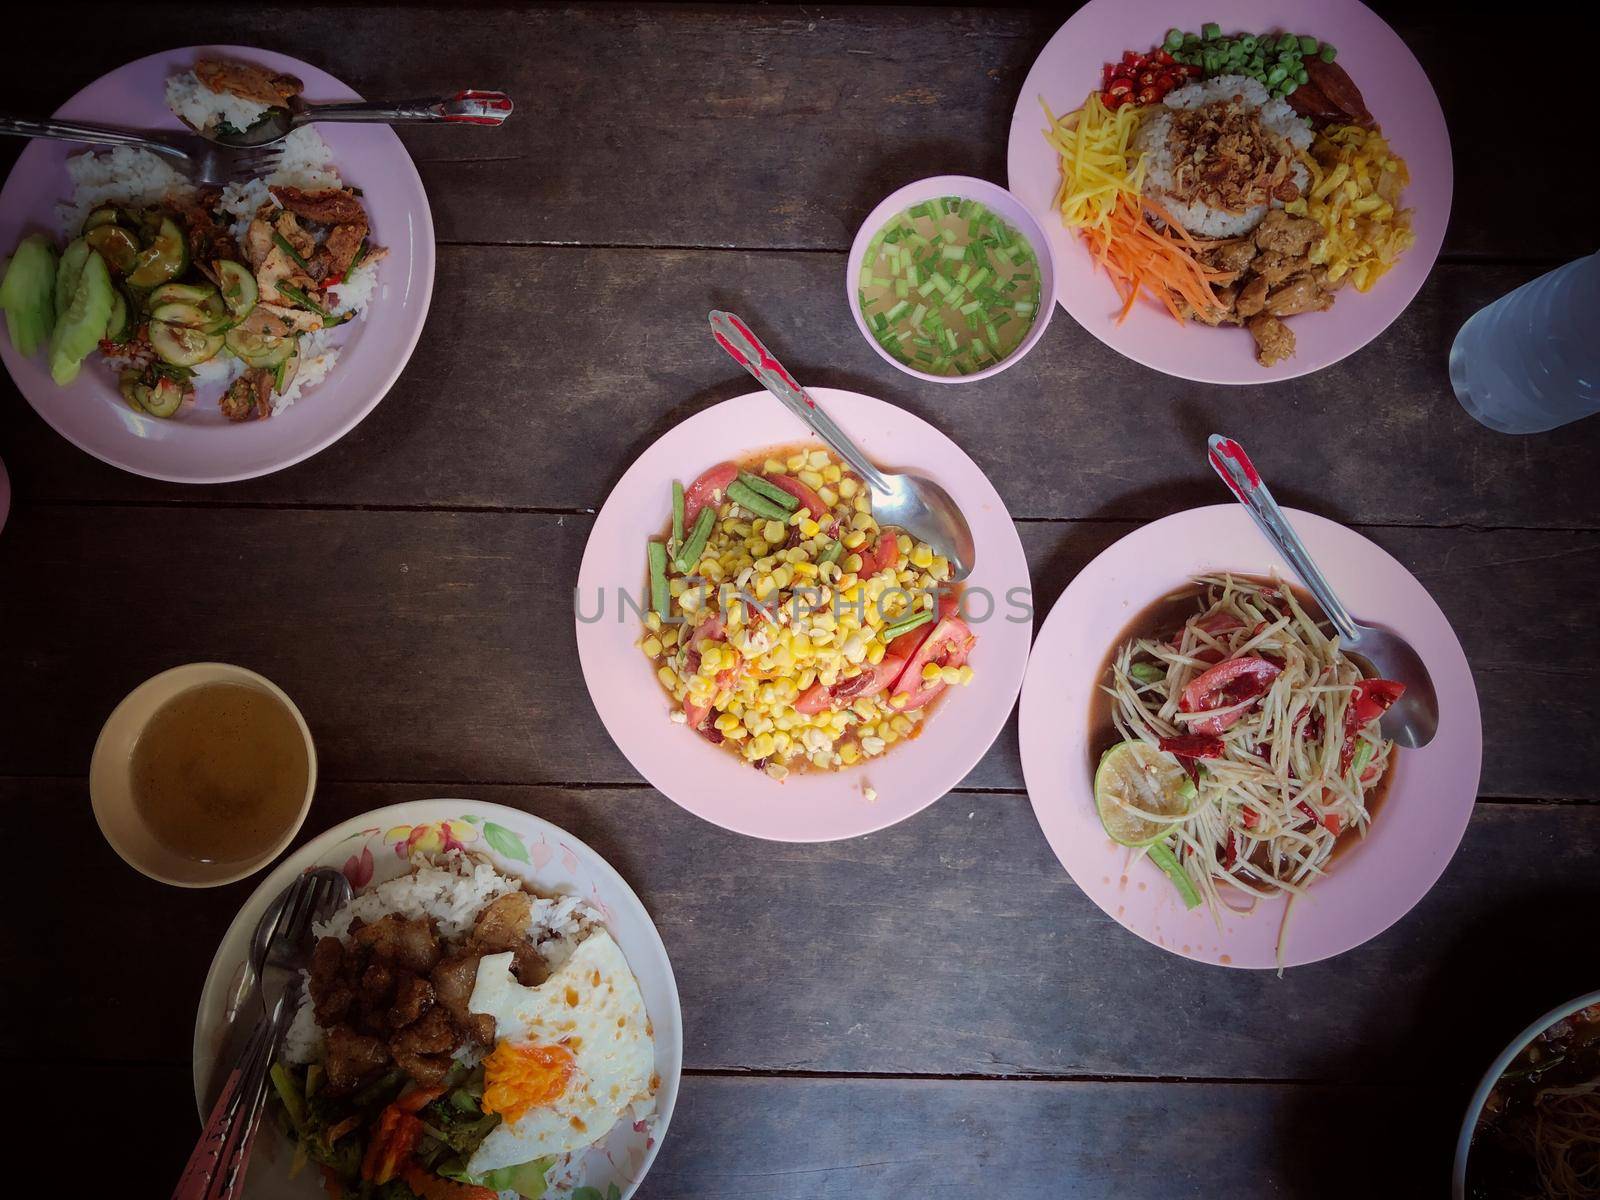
466, 929, 655, 1172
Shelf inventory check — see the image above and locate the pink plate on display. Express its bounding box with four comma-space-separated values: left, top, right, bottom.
1018, 505, 1481, 968
0, 46, 435, 482
576, 389, 1032, 842
1005, 0, 1451, 384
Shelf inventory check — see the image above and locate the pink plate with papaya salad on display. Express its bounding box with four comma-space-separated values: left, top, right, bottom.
576, 389, 1032, 843
1018, 505, 1481, 970
1006, 0, 1450, 383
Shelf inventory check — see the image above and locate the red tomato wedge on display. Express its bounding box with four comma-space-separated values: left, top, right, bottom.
761, 474, 833, 529
886, 592, 959, 661
1339, 677, 1404, 771
683, 462, 739, 525
1178, 656, 1282, 735
890, 614, 975, 711
856, 529, 902, 576
794, 654, 907, 715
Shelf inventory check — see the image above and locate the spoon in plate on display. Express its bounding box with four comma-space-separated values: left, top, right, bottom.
708, 310, 977, 581
1207, 433, 1439, 749
198, 89, 513, 148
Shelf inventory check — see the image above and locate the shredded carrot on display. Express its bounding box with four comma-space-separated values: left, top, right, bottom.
1079, 193, 1236, 326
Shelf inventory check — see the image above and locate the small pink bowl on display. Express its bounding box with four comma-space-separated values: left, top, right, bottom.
846, 175, 1057, 384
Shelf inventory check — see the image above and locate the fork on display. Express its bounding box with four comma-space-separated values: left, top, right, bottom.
0, 115, 281, 186
172, 867, 351, 1200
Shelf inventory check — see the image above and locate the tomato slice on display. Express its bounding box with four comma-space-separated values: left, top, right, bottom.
683, 462, 739, 525
885, 592, 959, 661
855, 529, 902, 576
761, 474, 832, 528
794, 654, 907, 715
1350, 678, 1405, 726
1178, 656, 1282, 735
890, 615, 975, 711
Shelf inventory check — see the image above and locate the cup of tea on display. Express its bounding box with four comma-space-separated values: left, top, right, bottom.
90, 663, 317, 886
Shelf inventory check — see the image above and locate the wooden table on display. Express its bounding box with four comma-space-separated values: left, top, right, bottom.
5, 4, 1597, 1195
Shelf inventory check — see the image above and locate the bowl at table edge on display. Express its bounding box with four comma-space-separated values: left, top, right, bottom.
846, 175, 1057, 384
1451, 987, 1600, 1197
89, 662, 316, 887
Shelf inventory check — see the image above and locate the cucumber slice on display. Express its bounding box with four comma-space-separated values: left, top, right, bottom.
148, 319, 223, 367
104, 290, 130, 344
82, 205, 122, 233
274, 342, 300, 394
126, 216, 188, 288
0, 234, 58, 356
216, 259, 257, 321
118, 369, 148, 413
1094, 740, 1197, 847
55, 238, 91, 320
48, 249, 114, 385
148, 282, 218, 307
141, 375, 186, 418
84, 224, 140, 274
224, 324, 293, 368
149, 301, 210, 328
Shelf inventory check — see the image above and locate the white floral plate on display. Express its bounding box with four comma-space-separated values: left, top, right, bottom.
192, 800, 682, 1199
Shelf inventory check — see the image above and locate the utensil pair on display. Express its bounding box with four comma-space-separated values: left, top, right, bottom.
172, 867, 350, 1200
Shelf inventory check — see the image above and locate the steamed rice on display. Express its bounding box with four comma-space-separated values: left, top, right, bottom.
283, 853, 603, 1066
1133, 74, 1313, 239
165, 70, 270, 136
56, 147, 193, 236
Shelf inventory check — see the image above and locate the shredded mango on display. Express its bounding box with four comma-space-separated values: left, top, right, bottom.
1286, 125, 1415, 292
1043, 91, 1230, 325
1041, 91, 1148, 236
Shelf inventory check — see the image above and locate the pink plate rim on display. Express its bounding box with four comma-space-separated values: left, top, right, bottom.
1018, 504, 1482, 969
576, 388, 1033, 843
0, 45, 436, 483
1005, 0, 1452, 384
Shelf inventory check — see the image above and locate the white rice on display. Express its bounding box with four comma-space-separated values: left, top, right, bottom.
1134, 74, 1314, 239
282, 854, 604, 1066
216, 125, 344, 242
165, 70, 270, 136
55, 147, 194, 236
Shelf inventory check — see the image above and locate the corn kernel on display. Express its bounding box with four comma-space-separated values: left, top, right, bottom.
957, 665, 974, 685
761, 519, 785, 543
657, 666, 679, 689
842, 529, 867, 550
807, 449, 830, 470
660, 626, 680, 647
941, 666, 963, 686
763, 458, 784, 474
640, 635, 663, 658
890, 715, 913, 735
910, 543, 934, 569
866, 640, 885, 665
765, 763, 789, 781
798, 469, 824, 490
810, 751, 833, 770
854, 495, 872, 514
644, 611, 662, 632
821, 464, 842, 485
861, 736, 887, 756
786, 452, 807, 471
921, 663, 942, 682
798, 668, 818, 690
889, 692, 910, 708
838, 477, 859, 499
850, 511, 876, 533
839, 743, 860, 765
843, 553, 863, 575
715, 712, 740, 733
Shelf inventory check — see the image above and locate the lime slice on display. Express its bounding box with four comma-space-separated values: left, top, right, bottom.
1094, 740, 1196, 847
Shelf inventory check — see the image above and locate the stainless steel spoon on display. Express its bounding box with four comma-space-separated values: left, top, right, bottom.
199, 89, 513, 148
708, 310, 977, 581
1207, 433, 1438, 749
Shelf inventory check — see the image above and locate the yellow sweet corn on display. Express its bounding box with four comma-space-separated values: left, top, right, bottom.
640, 636, 663, 659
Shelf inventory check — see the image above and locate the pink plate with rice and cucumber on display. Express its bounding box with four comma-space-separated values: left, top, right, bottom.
0, 45, 434, 482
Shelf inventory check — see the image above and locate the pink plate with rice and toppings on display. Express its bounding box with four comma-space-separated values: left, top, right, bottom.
0, 45, 434, 482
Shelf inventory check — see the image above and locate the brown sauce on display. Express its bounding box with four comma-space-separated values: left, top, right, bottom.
131, 681, 309, 864
1088, 577, 1395, 857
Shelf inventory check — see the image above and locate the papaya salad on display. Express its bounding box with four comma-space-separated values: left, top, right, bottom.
1042, 23, 1414, 366
1092, 575, 1405, 932
639, 447, 976, 778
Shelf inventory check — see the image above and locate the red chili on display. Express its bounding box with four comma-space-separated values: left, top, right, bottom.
1136, 84, 1161, 104
1159, 735, 1226, 759
1106, 78, 1134, 98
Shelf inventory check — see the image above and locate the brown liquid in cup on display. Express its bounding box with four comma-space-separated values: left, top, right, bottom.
130, 681, 309, 864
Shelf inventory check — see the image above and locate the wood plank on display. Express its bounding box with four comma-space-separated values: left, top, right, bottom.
0, 507, 1593, 797
3, 251, 1597, 531
12, 778, 1597, 1089
1, 3, 1583, 261
32, 1063, 1447, 1200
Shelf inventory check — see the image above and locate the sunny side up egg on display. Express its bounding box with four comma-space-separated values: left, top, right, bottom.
465, 928, 656, 1173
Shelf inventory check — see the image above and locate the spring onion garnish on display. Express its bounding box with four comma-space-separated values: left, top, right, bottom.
275, 282, 330, 320
858, 195, 1042, 376
271, 231, 313, 272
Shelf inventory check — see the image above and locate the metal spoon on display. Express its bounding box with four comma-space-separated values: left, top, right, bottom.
199, 90, 513, 148
708, 310, 977, 581
1207, 434, 1439, 749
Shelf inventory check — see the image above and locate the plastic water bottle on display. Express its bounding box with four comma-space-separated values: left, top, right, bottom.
1449, 252, 1600, 434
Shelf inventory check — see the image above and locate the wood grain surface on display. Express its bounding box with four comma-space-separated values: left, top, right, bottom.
2, 3, 1594, 1197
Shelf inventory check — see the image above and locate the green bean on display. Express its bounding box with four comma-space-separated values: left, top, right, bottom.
674, 506, 715, 573
880, 608, 934, 642
1320, 43, 1337, 62
736, 472, 800, 511
726, 480, 792, 522
1298, 35, 1319, 55
671, 480, 685, 544
819, 538, 843, 566
1164, 27, 1184, 50
647, 541, 670, 618
1202, 21, 1222, 39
